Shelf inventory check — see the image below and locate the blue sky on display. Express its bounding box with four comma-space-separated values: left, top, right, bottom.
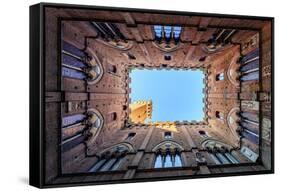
129, 69, 204, 122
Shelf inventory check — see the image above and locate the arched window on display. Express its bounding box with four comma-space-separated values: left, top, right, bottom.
153, 25, 182, 44
240, 48, 259, 82
62, 41, 103, 84
152, 141, 184, 168
62, 109, 104, 153
202, 140, 239, 165
215, 111, 224, 120
62, 41, 87, 80
88, 143, 134, 172
240, 71, 259, 81
240, 59, 259, 74
215, 73, 224, 81
83, 109, 104, 144
204, 29, 236, 53
62, 114, 85, 127
238, 112, 259, 145
240, 112, 259, 123
90, 22, 133, 50
154, 150, 182, 168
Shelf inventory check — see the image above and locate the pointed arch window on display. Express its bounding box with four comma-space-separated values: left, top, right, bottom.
154, 151, 182, 168
152, 141, 183, 168
203, 140, 240, 165
240, 48, 259, 82
61, 109, 104, 153
89, 143, 133, 172
153, 25, 182, 44
61, 41, 103, 85
240, 71, 259, 81
91, 22, 125, 41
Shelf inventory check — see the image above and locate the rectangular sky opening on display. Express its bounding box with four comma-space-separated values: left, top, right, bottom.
129, 69, 204, 122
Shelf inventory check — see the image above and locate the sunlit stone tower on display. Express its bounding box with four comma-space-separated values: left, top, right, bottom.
129, 100, 152, 123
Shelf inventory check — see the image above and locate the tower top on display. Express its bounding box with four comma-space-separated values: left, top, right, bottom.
129, 100, 153, 123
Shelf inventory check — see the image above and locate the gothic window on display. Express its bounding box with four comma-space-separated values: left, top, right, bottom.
240, 71, 259, 81
152, 141, 184, 168
125, 132, 136, 141
89, 156, 125, 172
153, 25, 162, 41
240, 112, 259, 123
204, 29, 236, 53
215, 73, 224, 81
199, 130, 208, 138
88, 143, 133, 172
240, 48, 259, 82
62, 41, 87, 80
90, 22, 133, 50
153, 25, 182, 44
202, 140, 239, 165
241, 128, 259, 145
215, 111, 224, 120
239, 113, 259, 145
240, 59, 259, 73
164, 26, 172, 43
61, 41, 103, 84
240, 48, 259, 63
62, 109, 104, 153
154, 151, 182, 168
91, 22, 125, 41
61, 133, 85, 153
154, 153, 162, 168
62, 114, 85, 127
163, 132, 172, 139
173, 26, 182, 43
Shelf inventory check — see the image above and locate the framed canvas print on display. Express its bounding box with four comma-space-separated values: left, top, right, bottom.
29, 2, 274, 188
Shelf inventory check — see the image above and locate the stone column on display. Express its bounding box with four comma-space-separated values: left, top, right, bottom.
180, 126, 210, 174
123, 126, 154, 179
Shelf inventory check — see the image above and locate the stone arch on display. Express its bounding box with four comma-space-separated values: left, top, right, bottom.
227, 107, 240, 141
96, 38, 134, 51
99, 142, 135, 158
201, 139, 233, 152
85, 48, 104, 85
227, 51, 240, 87
152, 140, 184, 153
152, 41, 182, 53
84, 108, 104, 145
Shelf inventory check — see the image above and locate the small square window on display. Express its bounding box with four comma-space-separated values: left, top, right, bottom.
164, 132, 172, 139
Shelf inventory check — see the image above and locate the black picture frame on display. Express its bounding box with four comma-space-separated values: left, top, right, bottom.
30, 2, 274, 188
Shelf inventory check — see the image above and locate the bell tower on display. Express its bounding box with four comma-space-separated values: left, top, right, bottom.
129, 100, 152, 123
